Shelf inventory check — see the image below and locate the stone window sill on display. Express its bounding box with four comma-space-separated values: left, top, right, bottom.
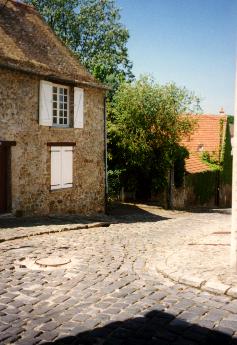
50, 187, 73, 192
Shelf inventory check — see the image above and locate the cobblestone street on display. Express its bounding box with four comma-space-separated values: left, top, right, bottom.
0, 205, 237, 344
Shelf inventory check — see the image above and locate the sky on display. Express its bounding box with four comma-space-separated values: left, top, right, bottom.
117, 0, 237, 115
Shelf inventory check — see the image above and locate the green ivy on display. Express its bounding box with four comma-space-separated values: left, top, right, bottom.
188, 116, 232, 205
201, 151, 221, 171
220, 116, 232, 185
201, 118, 224, 171
186, 172, 216, 204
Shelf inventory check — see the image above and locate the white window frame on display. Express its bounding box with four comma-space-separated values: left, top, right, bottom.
40, 81, 85, 129
50, 146, 73, 190
52, 83, 70, 128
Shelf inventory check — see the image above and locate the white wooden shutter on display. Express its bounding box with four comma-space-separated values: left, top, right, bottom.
74, 87, 84, 128
51, 147, 61, 190
39, 80, 53, 126
61, 146, 73, 188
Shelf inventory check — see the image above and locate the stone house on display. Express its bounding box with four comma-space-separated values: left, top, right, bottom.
172, 114, 232, 208
0, 0, 108, 215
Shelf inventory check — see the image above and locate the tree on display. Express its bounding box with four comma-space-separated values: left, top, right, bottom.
25, 0, 133, 91
108, 76, 198, 199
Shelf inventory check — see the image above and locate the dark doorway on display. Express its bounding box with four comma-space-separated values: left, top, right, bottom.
0, 146, 8, 213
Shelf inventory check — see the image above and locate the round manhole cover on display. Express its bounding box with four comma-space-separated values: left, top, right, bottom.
35, 256, 71, 267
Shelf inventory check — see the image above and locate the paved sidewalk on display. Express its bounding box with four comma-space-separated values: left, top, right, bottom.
0, 204, 237, 344
0, 214, 112, 242
150, 209, 237, 295
111, 205, 237, 296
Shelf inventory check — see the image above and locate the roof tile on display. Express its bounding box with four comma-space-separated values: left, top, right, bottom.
181, 114, 227, 174
0, 0, 105, 88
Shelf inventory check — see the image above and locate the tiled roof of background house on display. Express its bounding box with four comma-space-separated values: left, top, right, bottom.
181, 114, 227, 174
0, 0, 106, 88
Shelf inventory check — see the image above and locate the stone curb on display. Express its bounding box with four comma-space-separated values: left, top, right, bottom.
156, 265, 237, 298
0, 221, 111, 243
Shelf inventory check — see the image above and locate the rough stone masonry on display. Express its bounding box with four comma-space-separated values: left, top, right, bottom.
0, 0, 107, 216
0, 67, 106, 215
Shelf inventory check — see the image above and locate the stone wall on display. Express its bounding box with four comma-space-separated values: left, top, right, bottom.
172, 173, 232, 209
0, 67, 106, 215
151, 172, 232, 210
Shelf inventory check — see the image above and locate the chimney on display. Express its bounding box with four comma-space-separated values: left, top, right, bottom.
219, 107, 225, 115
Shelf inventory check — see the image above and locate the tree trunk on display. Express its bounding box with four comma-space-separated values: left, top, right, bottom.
231, 62, 237, 270
167, 167, 174, 209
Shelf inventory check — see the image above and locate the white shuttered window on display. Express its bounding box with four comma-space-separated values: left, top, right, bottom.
74, 87, 84, 128
40, 80, 85, 128
39, 80, 53, 126
51, 146, 73, 190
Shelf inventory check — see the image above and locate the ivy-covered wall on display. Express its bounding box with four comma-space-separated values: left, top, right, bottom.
221, 117, 232, 185
186, 171, 217, 205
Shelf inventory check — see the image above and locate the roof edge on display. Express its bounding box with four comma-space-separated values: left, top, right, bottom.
0, 61, 110, 90
7, 0, 38, 12
184, 113, 227, 119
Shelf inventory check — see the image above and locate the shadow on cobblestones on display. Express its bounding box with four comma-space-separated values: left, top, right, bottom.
108, 203, 170, 224
182, 207, 231, 215
0, 204, 170, 230
0, 216, 108, 229
43, 310, 237, 345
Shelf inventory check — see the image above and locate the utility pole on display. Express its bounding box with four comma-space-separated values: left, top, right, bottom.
231, 62, 237, 270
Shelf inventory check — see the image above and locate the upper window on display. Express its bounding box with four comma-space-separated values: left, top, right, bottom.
39, 81, 84, 129
52, 85, 69, 127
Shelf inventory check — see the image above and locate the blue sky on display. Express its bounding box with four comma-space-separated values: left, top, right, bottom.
117, 0, 236, 115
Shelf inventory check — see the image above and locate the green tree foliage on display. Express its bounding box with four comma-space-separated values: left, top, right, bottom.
221, 117, 233, 185
108, 76, 198, 198
25, 0, 133, 91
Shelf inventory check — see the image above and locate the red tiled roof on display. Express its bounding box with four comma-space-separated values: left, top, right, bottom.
181, 114, 227, 174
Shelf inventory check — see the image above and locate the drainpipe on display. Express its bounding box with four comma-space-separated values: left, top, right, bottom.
104, 96, 108, 214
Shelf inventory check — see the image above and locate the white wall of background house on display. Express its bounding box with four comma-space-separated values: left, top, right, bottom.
231, 62, 237, 270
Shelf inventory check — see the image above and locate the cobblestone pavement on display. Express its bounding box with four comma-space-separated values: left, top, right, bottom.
0, 205, 237, 344
151, 209, 237, 292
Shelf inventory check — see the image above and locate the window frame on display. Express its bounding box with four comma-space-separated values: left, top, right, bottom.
52, 83, 70, 128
